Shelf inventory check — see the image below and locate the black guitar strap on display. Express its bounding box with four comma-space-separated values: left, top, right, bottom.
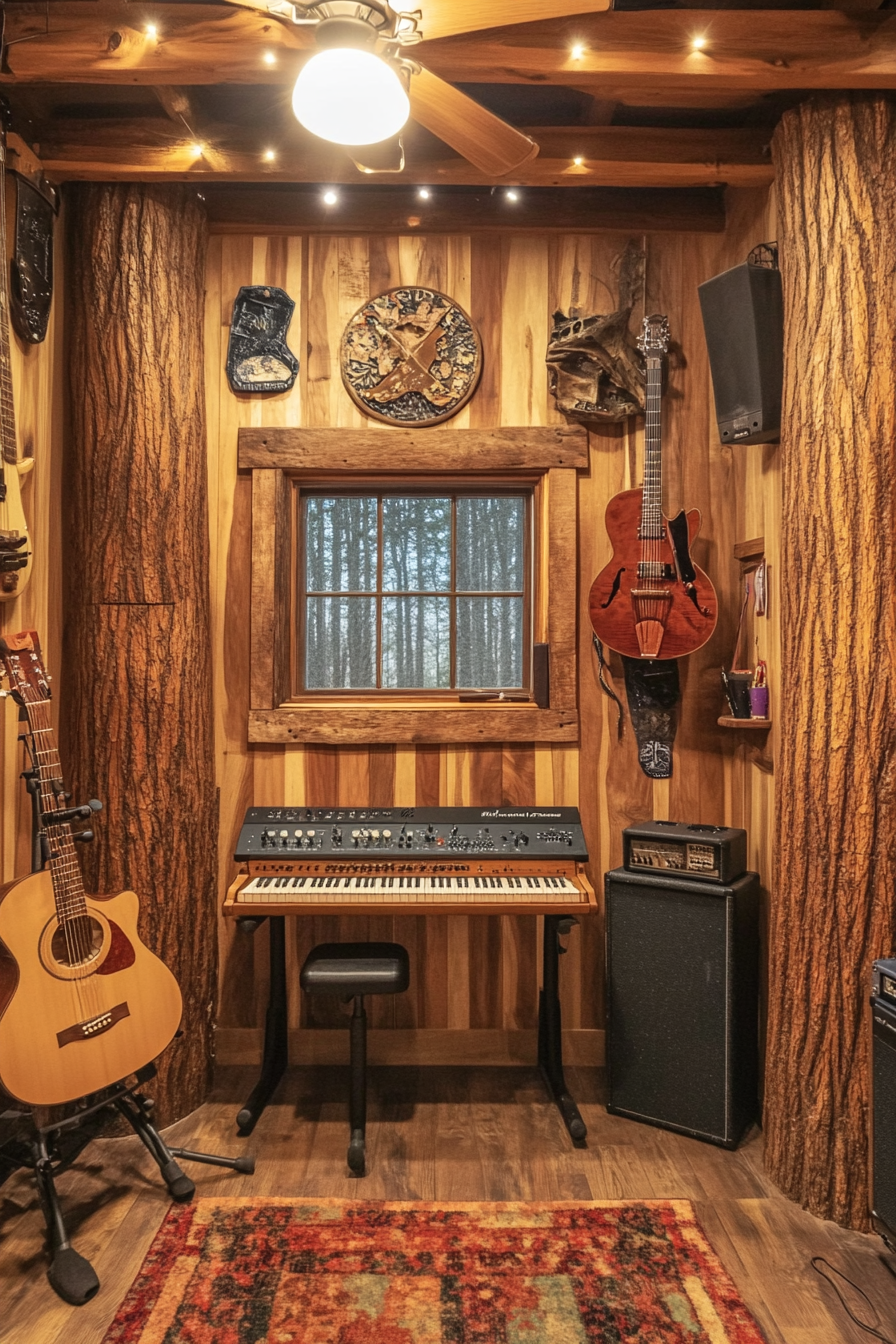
621, 656, 680, 779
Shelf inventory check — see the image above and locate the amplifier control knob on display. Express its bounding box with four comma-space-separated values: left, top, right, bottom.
382, 829, 392, 841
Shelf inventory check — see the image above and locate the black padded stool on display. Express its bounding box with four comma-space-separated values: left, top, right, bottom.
300, 942, 410, 1175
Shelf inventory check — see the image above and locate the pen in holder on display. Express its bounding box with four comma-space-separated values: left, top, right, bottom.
722, 668, 753, 718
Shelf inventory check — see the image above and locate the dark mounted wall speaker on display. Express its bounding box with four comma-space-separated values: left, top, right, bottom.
605, 867, 760, 1148
698, 261, 784, 445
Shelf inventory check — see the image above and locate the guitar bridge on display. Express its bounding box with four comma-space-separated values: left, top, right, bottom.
630, 587, 672, 657
56, 1001, 130, 1048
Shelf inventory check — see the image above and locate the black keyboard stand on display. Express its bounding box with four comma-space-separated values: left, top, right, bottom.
235, 911, 587, 1146
538, 915, 587, 1142
235, 915, 289, 1135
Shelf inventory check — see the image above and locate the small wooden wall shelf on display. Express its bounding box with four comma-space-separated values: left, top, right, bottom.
718, 716, 771, 729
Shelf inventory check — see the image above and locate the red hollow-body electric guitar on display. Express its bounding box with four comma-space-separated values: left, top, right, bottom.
588, 314, 717, 660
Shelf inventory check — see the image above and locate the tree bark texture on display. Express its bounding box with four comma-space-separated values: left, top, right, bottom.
765, 95, 896, 1229
63, 185, 216, 1125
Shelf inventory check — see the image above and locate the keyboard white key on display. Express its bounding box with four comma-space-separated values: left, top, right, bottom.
236, 873, 583, 904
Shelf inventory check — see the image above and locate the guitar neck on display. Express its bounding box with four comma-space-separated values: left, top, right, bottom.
24, 698, 88, 922
0, 133, 17, 470
640, 352, 663, 541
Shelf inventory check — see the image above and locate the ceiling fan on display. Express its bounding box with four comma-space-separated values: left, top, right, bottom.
223, 0, 611, 177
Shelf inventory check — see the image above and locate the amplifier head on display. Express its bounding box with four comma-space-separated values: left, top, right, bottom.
872, 958, 896, 1006
622, 820, 747, 885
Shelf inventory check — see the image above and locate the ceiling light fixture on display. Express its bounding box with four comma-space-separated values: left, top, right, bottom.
691, 36, 707, 51
570, 43, 585, 60
145, 23, 158, 39
573, 156, 584, 167
264, 149, 276, 161
263, 50, 277, 65
506, 189, 520, 202
418, 187, 431, 200
292, 11, 410, 147
322, 189, 339, 205
189, 143, 203, 158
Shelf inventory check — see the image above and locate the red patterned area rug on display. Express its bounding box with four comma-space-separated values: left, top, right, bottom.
103, 1198, 767, 1343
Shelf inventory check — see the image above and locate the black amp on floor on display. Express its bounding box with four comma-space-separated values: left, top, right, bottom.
606, 822, 759, 1149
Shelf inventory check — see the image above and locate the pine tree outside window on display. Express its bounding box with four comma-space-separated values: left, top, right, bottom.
300, 491, 530, 695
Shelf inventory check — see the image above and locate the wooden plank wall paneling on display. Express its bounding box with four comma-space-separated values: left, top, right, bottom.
0, 214, 64, 886
204, 192, 778, 1064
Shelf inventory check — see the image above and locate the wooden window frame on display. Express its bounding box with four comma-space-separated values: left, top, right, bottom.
242, 425, 586, 745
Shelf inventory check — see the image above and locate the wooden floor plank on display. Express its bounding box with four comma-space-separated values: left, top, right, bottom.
1, 1065, 893, 1344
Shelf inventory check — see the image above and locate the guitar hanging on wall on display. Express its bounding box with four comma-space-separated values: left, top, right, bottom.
588, 314, 718, 660
0, 110, 33, 601
0, 631, 182, 1106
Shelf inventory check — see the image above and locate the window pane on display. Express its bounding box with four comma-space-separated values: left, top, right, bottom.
382, 497, 451, 592
456, 497, 525, 592
305, 496, 377, 592
305, 597, 376, 688
456, 597, 524, 687
382, 597, 450, 688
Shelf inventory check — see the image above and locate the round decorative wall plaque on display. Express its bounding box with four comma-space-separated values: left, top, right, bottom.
340, 286, 482, 426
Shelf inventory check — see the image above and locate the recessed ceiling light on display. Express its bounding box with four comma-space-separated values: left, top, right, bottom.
263, 51, 277, 66
506, 189, 520, 202
418, 187, 431, 200
189, 143, 203, 158
407, 215, 421, 228
263, 149, 276, 162
573, 156, 584, 167
691, 36, 707, 51
323, 189, 339, 205
570, 44, 585, 60
145, 23, 158, 39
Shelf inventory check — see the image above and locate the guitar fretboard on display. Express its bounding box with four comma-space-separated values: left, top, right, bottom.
640, 353, 664, 544
25, 699, 89, 924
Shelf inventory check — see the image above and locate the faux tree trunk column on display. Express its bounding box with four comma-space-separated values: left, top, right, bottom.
765, 95, 896, 1229
63, 185, 216, 1125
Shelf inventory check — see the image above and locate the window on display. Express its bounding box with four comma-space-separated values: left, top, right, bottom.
244, 424, 585, 744
301, 491, 530, 694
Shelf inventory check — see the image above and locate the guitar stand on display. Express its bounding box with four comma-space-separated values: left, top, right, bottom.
21, 1064, 255, 1306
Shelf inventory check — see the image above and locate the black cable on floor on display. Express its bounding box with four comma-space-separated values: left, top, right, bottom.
811, 1256, 896, 1343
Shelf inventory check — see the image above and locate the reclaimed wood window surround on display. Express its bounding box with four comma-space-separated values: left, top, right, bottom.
241, 425, 586, 745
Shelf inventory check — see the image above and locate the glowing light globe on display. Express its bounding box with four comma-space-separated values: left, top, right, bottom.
292, 48, 410, 146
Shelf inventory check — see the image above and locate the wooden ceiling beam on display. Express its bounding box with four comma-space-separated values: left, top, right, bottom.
33, 122, 773, 189
418, 11, 896, 92
199, 184, 726, 235
3, 5, 894, 90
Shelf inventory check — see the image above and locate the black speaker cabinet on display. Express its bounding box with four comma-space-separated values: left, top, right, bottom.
871, 975, 896, 1250
606, 867, 760, 1148
698, 261, 783, 446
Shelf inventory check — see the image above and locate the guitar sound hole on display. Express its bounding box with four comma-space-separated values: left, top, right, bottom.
50, 916, 104, 969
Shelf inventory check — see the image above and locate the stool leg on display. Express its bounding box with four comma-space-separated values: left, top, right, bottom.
348, 995, 367, 1175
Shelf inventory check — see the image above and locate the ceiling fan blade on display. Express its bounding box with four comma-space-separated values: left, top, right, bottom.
416, 0, 611, 43
410, 68, 538, 177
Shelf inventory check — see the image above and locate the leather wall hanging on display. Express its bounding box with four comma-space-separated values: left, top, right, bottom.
10, 172, 57, 345
226, 285, 299, 394
546, 240, 646, 422
340, 286, 481, 426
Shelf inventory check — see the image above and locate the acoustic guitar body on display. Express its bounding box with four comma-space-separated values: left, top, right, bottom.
588, 487, 718, 660
0, 871, 182, 1105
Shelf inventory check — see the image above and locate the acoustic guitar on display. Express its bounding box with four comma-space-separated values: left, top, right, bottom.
588, 314, 717, 660
0, 116, 33, 602
0, 630, 182, 1106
